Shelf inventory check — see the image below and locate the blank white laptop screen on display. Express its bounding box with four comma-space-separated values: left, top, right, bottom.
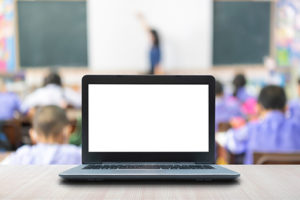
88, 84, 209, 152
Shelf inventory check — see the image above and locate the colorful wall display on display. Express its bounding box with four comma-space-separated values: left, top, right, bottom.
276, 0, 300, 67
0, 0, 16, 72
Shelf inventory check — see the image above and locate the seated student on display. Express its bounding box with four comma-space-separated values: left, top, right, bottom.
0, 78, 21, 120
21, 72, 81, 114
225, 85, 300, 164
215, 80, 243, 131
288, 78, 300, 120
0, 79, 21, 151
2, 105, 81, 164
232, 73, 257, 119
232, 74, 251, 102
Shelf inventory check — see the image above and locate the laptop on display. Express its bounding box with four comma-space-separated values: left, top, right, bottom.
59, 75, 240, 181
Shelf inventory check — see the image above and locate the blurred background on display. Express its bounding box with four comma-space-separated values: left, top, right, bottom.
1, 0, 300, 165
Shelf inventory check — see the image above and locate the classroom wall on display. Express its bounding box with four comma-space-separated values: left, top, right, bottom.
88, 0, 212, 71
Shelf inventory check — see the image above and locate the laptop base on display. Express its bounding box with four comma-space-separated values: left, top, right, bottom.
59, 164, 239, 181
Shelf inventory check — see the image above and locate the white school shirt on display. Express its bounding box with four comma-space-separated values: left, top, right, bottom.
21, 84, 81, 113
1, 143, 81, 165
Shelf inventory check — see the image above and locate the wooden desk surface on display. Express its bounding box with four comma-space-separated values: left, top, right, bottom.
0, 165, 300, 199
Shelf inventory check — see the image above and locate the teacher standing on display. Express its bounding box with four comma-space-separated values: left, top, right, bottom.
137, 14, 162, 75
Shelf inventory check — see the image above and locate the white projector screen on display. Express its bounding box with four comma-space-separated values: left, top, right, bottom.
88, 84, 209, 152
88, 0, 212, 71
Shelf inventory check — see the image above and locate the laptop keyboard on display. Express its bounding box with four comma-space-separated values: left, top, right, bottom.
83, 164, 214, 170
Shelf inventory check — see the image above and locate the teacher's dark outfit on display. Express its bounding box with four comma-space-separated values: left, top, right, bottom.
149, 45, 161, 74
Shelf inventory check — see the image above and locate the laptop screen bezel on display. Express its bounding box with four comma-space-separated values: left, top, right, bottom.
82, 75, 215, 164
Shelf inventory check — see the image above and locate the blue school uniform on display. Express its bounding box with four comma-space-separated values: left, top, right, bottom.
235, 87, 252, 103
215, 97, 242, 131
0, 92, 20, 120
288, 99, 300, 120
225, 111, 300, 164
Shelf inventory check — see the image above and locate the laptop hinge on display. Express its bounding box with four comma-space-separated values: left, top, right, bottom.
84, 162, 102, 165
195, 162, 210, 165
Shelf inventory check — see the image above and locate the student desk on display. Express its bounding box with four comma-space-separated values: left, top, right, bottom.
0, 165, 299, 199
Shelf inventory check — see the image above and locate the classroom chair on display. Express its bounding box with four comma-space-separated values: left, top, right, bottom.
0, 120, 22, 150
253, 152, 300, 164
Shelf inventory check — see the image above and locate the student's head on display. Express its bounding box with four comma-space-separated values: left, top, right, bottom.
29, 105, 71, 144
150, 29, 160, 47
233, 73, 246, 97
257, 85, 286, 113
43, 72, 62, 87
215, 80, 224, 97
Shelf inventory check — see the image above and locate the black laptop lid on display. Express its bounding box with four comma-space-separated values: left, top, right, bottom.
82, 75, 215, 164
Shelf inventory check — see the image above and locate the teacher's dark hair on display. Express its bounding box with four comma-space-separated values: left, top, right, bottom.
150, 29, 160, 47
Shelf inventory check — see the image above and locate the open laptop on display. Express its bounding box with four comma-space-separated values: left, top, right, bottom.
59, 75, 240, 181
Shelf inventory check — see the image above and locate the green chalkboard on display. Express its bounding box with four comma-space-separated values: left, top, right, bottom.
213, 1, 271, 65
17, 1, 88, 67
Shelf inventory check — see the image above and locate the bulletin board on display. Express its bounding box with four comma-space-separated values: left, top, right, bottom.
0, 0, 17, 72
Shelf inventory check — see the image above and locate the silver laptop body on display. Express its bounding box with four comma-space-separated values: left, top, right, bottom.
59, 75, 240, 181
